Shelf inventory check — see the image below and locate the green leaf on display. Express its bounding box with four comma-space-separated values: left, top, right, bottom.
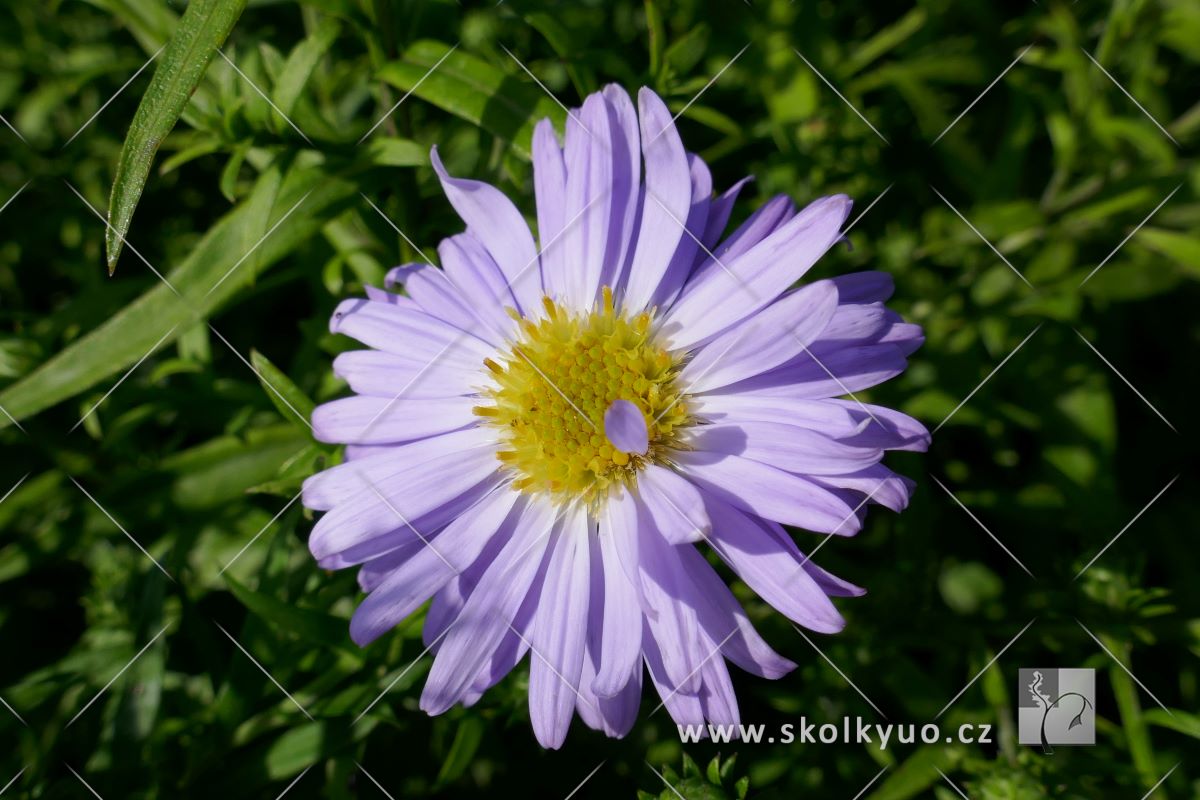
842, 8, 926, 77
363, 136, 427, 167
272, 18, 340, 118
645, 0, 666, 80
1143, 708, 1200, 739
263, 722, 326, 780
106, 0, 248, 273
663, 779, 728, 800
867, 745, 964, 800
436, 717, 485, 786
219, 141, 250, 201
523, 12, 593, 98
663, 24, 710, 78
249, 349, 315, 428
1136, 226, 1200, 278
159, 134, 223, 175
167, 425, 310, 509
86, 0, 180, 56
224, 574, 352, 651
1106, 634, 1159, 787
377, 40, 566, 159
705, 756, 721, 785
939, 561, 1003, 614
255, 720, 363, 781
0, 159, 358, 429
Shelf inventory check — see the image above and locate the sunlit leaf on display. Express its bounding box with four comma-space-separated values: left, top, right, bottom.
376, 40, 566, 159
106, 0, 248, 273
0, 159, 358, 428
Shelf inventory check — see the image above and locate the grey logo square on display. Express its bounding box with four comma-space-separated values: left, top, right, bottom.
1018, 668, 1095, 750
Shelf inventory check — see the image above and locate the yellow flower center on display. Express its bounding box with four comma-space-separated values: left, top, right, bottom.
475, 287, 690, 506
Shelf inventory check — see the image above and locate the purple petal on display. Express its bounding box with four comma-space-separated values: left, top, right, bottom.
675, 450, 862, 535
598, 84, 642, 291
430, 146, 541, 310
306, 432, 500, 561
708, 342, 908, 400
649, 152, 712, 308
690, 421, 883, 476
662, 194, 851, 349
700, 176, 753, 253
636, 464, 710, 544
816, 303, 924, 357
732, 508, 867, 599
420, 500, 559, 714
621, 88, 692, 312
811, 464, 916, 513
642, 631, 704, 727
698, 654, 739, 728
603, 399, 649, 454
321, 479, 494, 569
801, 558, 866, 598
681, 280, 839, 392
637, 517, 704, 694
601, 486, 643, 598
465, 559, 544, 699
834, 402, 931, 452
829, 270, 895, 303
424, 573, 469, 650
676, 544, 796, 679
438, 233, 520, 341
311, 394, 477, 445
329, 297, 493, 372
349, 487, 521, 645
692, 393, 861, 431
356, 537, 426, 592
687, 194, 794, 289
593, 510, 643, 696
578, 645, 642, 737
302, 426, 493, 511
558, 93, 614, 307
701, 492, 845, 633
529, 508, 591, 748
818, 302, 892, 345
331, 349, 475, 399
532, 118, 566, 299
394, 263, 489, 341
382, 262, 425, 289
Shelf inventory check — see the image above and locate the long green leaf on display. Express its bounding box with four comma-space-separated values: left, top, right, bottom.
272, 18, 340, 118
0, 159, 358, 429
1144, 708, 1200, 739
249, 349, 316, 428
435, 717, 485, 786
377, 40, 566, 159
106, 0, 248, 273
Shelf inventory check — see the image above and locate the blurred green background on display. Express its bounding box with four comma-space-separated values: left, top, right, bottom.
1, 0, 1198, 797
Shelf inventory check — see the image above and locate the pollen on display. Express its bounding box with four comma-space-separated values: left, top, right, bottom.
475, 287, 690, 506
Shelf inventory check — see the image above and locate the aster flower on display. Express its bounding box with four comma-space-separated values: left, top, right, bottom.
303, 84, 928, 748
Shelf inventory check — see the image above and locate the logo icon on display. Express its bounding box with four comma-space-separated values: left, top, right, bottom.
1018, 668, 1095, 752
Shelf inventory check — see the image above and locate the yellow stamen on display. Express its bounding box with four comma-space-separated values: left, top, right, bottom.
477, 290, 690, 507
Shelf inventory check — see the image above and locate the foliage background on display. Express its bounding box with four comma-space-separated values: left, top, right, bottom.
2, 0, 1198, 797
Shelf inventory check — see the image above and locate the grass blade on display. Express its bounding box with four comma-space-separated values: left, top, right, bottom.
0, 161, 357, 428
105, 0, 248, 273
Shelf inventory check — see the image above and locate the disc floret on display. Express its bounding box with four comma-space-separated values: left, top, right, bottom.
476, 287, 689, 505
